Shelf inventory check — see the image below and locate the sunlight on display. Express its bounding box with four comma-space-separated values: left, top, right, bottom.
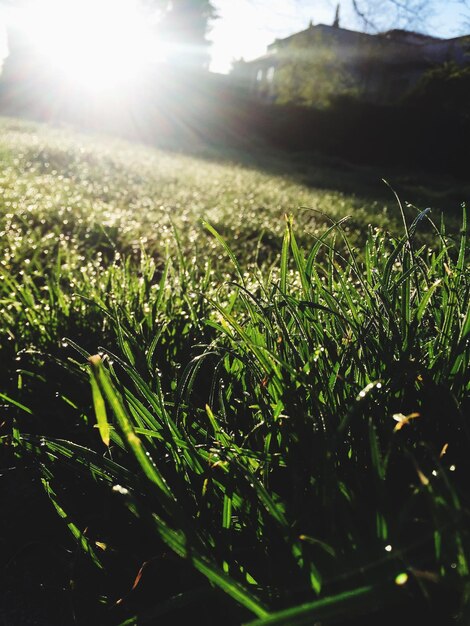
23, 0, 159, 91
210, 2, 268, 74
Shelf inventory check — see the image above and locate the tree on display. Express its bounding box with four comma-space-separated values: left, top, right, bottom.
406, 60, 470, 121
351, 0, 432, 31
0, 0, 218, 68
145, 0, 217, 67
274, 29, 358, 108
350, 0, 470, 33
265, 0, 470, 35
349, 0, 470, 117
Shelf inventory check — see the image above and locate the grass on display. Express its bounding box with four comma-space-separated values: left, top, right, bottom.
0, 117, 469, 625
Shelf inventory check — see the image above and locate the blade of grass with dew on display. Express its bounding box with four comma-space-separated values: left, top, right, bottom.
244, 582, 400, 626
89, 366, 110, 447
0, 392, 33, 415
88, 354, 175, 502
202, 220, 246, 287
41, 477, 103, 569
148, 512, 269, 618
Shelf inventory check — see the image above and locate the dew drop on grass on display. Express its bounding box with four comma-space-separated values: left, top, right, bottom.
395, 572, 408, 586
112, 484, 130, 496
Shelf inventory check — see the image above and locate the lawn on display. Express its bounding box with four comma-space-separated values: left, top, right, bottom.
0, 117, 469, 625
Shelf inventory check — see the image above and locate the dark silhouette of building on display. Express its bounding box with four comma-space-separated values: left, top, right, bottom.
232, 21, 470, 105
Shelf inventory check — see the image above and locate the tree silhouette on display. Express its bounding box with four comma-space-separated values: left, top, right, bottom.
146, 0, 217, 67
1, 0, 217, 68
350, 0, 470, 32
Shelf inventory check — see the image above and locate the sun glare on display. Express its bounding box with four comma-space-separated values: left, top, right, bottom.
23, 0, 158, 91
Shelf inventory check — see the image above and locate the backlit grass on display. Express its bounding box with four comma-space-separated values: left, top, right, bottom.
0, 117, 468, 625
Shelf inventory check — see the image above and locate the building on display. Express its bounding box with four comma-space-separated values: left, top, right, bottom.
232, 20, 470, 106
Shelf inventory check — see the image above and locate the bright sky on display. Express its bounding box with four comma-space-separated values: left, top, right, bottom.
209, 0, 470, 73
0, 0, 468, 77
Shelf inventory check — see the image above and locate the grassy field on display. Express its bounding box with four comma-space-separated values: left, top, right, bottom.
0, 117, 469, 625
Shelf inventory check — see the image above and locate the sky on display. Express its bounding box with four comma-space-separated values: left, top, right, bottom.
209, 0, 470, 73
0, 0, 468, 75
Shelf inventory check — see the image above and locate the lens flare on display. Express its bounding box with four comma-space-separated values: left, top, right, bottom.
22, 0, 158, 91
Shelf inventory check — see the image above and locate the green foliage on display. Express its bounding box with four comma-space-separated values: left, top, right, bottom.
0, 118, 469, 624
407, 61, 470, 120
274, 31, 358, 109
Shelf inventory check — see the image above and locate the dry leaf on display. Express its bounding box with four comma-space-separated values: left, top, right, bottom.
393, 412, 420, 432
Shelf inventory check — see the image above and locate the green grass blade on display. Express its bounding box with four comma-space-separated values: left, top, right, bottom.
41, 478, 103, 570
149, 512, 268, 618
202, 220, 246, 286
89, 367, 110, 446
244, 583, 397, 626
280, 217, 290, 294
88, 355, 175, 502
0, 392, 33, 415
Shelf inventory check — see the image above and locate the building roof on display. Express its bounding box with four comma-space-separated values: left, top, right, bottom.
267, 23, 377, 51
379, 29, 443, 44
240, 23, 470, 70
